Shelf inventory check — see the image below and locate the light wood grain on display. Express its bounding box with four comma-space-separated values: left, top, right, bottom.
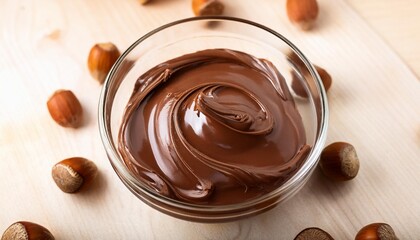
346, 0, 420, 78
0, 0, 419, 239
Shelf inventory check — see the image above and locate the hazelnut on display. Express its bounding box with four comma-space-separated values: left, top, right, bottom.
355, 223, 398, 240
315, 66, 332, 91
47, 90, 83, 128
1, 221, 54, 240
291, 65, 332, 98
52, 157, 98, 193
192, 0, 224, 16
87, 42, 121, 84
319, 142, 360, 181
294, 227, 334, 240
286, 0, 319, 31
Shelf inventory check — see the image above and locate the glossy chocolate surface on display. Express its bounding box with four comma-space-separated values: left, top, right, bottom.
119, 49, 309, 205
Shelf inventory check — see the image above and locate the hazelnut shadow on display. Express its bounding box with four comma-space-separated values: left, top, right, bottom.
78, 170, 108, 198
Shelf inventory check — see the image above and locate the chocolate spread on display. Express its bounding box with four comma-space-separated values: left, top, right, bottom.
119, 49, 310, 205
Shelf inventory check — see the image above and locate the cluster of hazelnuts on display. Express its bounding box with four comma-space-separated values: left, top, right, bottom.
1, 222, 398, 240
46, 43, 120, 193
295, 224, 399, 240
1, 34, 122, 240
1, 0, 399, 239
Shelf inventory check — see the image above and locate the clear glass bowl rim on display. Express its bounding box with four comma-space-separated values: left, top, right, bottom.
98, 16, 329, 213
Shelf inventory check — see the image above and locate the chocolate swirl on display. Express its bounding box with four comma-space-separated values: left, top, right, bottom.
119, 49, 310, 205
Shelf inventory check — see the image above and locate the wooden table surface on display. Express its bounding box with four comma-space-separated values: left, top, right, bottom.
1, 0, 419, 239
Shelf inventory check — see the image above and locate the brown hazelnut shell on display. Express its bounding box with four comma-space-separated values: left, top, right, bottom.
52, 157, 98, 193
192, 0, 224, 16
47, 90, 83, 128
355, 223, 398, 240
286, 0, 319, 31
319, 142, 360, 181
1, 221, 54, 240
294, 227, 334, 240
87, 42, 120, 84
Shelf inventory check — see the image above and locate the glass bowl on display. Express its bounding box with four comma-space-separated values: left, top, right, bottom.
99, 16, 328, 223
